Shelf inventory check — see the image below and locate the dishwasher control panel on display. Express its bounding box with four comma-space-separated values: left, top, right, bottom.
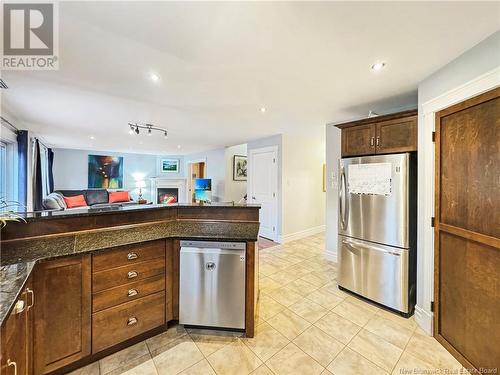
180, 240, 246, 250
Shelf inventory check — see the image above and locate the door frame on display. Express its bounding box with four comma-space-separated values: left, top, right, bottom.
248, 145, 279, 242
416, 66, 500, 335
186, 158, 207, 203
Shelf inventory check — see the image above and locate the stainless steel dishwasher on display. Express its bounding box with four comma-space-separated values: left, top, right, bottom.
179, 240, 246, 330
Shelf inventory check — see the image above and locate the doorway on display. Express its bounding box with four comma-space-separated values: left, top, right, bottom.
248, 146, 278, 241
433, 87, 499, 371
187, 160, 206, 203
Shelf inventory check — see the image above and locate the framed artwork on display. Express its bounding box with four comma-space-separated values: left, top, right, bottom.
161, 159, 179, 173
233, 155, 247, 181
88, 155, 123, 188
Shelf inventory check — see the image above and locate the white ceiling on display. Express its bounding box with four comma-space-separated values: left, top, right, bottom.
2, 1, 499, 155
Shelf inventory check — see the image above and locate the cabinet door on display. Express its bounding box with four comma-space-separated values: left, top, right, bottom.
1, 289, 29, 375
33, 255, 91, 374
341, 124, 376, 157
375, 116, 417, 154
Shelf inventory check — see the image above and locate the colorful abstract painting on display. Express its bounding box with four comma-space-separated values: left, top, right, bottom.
88, 155, 123, 189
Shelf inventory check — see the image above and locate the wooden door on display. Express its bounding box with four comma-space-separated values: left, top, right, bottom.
341, 124, 375, 157
1, 287, 29, 375
375, 116, 417, 154
434, 87, 500, 371
33, 255, 91, 374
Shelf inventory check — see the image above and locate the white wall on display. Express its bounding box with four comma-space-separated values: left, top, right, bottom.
415, 30, 500, 334
224, 143, 247, 202
53, 148, 184, 202
184, 148, 226, 202
281, 133, 326, 241
324, 125, 341, 261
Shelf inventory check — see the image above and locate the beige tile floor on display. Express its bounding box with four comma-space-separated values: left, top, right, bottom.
71, 233, 469, 375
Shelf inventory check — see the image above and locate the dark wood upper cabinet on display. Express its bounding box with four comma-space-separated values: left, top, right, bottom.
33, 255, 91, 374
375, 116, 417, 154
337, 110, 417, 156
341, 124, 376, 157
1, 278, 33, 375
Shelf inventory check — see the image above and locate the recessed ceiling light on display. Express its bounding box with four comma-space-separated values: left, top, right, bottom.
260, 107, 266, 113
371, 62, 386, 71
150, 73, 160, 82
90, 136, 95, 140
177, 144, 181, 149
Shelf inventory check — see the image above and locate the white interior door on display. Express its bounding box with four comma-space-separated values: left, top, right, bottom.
249, 146, 278, 241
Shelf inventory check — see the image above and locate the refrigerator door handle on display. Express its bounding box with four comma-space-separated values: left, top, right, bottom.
342, 237, 402, 256
339, 167, 348, 230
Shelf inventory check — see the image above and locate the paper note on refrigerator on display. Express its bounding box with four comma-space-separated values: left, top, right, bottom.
348, 163, 392, 196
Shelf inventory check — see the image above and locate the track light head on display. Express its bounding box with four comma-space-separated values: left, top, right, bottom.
164, 131, 168, 138
135, 126, 139, 135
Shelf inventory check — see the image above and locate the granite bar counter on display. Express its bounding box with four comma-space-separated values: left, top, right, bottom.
1, 203, 260, 322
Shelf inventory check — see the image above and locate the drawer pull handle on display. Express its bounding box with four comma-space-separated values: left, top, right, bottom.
128, 289, 138, 297
127, 271, 138, 279
12, 300, 25, 315
7, 359, 17, 375
127, 317, 138, 326
127, 252, 138, 260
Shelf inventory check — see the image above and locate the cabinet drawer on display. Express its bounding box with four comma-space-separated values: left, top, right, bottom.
93, 240, 165, 272
92, 274, 165, 312
92, 292, 165, 353
93, 258, 165, 292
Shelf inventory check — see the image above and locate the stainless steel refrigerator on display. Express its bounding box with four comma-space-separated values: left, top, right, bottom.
338, 153, 417, 316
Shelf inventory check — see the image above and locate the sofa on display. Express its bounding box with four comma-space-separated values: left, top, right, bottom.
42, 189, 138, 211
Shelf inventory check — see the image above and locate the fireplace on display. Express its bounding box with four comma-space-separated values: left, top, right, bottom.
151, 177, 187, 204
157, 188, 178, 204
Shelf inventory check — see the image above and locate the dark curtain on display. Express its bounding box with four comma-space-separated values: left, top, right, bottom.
48, 148, 54, 193
33, 139, 43, 211
16, 130, 28, 208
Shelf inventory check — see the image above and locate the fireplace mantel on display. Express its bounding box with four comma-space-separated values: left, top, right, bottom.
150, 177, 188, 203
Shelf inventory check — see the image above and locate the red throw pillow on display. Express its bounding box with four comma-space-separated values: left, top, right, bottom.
63, 194, 87, 208
109, 191, 130, 204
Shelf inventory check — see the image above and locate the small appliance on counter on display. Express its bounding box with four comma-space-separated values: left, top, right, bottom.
179, 240, 246, 330
338, 152, 417, 317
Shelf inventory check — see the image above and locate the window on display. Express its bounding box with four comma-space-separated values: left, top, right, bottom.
0, 142, 6, 198
0, 139, 18, 203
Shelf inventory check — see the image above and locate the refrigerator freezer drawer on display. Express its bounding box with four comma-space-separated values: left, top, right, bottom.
338, 236, 409, 313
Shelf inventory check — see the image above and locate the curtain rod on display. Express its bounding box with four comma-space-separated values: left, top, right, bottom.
0, 116, 19, 134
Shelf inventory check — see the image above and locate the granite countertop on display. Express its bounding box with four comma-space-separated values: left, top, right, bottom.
16, 202, 261, 221
0, 261, 35, 325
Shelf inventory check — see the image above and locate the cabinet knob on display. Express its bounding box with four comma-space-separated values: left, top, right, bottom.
12, 300, 25, 315
370, 137, 375, 146
127, 252, 138, 260
376, 137, 380, 146
127, 289, 138, 297
127, 317, 138, 326
127, 271, 138, 279
7, 359, 17, 375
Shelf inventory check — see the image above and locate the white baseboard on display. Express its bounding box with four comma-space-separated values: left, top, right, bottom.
324, 249, 337, 263
279, 225, 325, 244
415, 304, 433, 335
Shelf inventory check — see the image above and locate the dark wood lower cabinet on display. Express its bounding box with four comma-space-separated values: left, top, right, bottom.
33, 255, 92, 374
1, 237, 256, 374
1, 278, 33, 375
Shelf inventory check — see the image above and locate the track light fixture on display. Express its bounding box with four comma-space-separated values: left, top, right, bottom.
128, 122, 168, 139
